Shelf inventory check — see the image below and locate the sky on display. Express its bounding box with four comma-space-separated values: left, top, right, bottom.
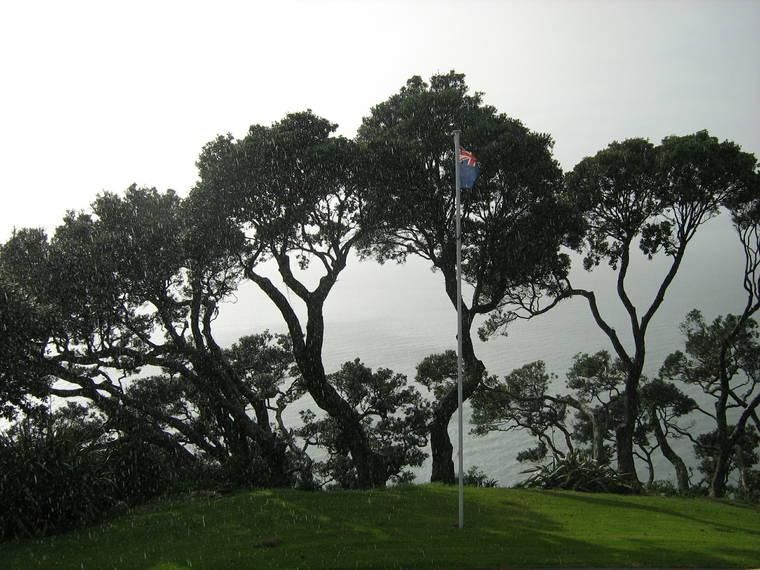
1, 0, 759, 241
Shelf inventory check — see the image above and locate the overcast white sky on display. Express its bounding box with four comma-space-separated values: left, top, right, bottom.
1, 0, 759, 240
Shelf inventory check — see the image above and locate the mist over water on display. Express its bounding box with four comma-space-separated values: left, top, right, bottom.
216, 212, 748, 486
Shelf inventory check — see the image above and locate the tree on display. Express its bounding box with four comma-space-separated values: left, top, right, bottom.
660, 311, 760, 497
358, 71, 579, 483
694, 426, 759, 496
564, 351, 624, 464
297, 359, 430, 488
225, 332, 314, 485
468, 359, 572, 463
470, 353, 625, 467
654, 166, 760, 497
563, 131, 759, 484
0, 247, 52, 420
0, 187, 297, 486
191, 111, 389, 487
639, 378, 696, 492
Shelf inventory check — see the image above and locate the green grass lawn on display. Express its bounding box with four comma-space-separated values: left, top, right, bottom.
2, 485, 759, 569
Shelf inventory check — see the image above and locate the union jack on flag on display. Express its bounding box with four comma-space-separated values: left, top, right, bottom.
459, 148, 480, 188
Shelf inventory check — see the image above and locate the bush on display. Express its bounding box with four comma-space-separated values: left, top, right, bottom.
0, 417, 115, 539
517, 451, 638, 494
645, 479, 678, 496
0, 406, 186, 541
102, 437, 179, 504
464, 465, 498, 488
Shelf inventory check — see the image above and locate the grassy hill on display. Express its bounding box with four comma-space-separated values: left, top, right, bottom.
2, 484, 759, 569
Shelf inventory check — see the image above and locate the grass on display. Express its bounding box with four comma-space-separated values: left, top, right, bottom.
1, 485, 759, 569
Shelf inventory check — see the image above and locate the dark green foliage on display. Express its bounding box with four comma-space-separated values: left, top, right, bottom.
645, 479, 679, 496
0, 407, 111, 540
694, 426, 759, 490
103, 436, 179, 505
463, 465, 498, 487
471, 354, 627, 467
637, 377, 696, 491
661, 309, 760, 496
1, 188, 297, 489
358, 71, 579, 334
567, 137, 662, 269
640, 378, 697, 418
225, 332, 300, 400
471, 361, 572, 461
415, 350, 458, 402
194, 111, 362, 267
193, 112, 390, 488
660, 311, 760, 388
359, 71, 580, 484
516, 442, 550, 463
0, 405, 178, 541
518, 451, 638, 494
297, 359, 430, 488
0, 272, 51, 420
568, 131, 758, 270
564, 130, 759, 483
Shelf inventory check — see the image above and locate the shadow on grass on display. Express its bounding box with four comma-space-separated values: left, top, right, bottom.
541, 490, 760, 537
466, 492, 756, 569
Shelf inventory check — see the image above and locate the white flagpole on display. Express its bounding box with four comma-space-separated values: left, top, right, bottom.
454, 130, 464, 529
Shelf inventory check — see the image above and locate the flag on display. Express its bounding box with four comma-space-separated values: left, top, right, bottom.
459, 149, 480, 188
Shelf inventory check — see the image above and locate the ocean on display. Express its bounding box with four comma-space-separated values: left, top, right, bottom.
214, 212, 750, 486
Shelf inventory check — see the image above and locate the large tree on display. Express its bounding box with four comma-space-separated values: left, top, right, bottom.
191, 111, 389, 487
357, 71, 579, 483
563, 131, 759, 484
0, 187, 296, 486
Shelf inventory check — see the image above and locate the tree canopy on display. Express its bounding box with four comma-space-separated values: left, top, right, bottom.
357, 71, 581, 483
563, 130, 760, 484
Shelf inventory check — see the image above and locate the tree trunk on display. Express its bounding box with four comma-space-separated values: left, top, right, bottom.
733, 441, 749, 494
248, 268, 386, 488
580, 406, 607, 464
429, 409, 456, 484
616, 372, 641, 486
259, 434, 290, 487
298, 353, 385, 488
592, 418, 606, 464
615, 422, 638, 484
650, 412, 690, 493
710, 446, 732, 498
427, 308, 486, 484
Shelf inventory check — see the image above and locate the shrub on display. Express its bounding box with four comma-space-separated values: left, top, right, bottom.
0, 406, 186, 541
645, 479, 678, 496
517, 451, 638, 494
464, 465, 498, 488
0, 415, 115, 539
102, 437, 179, 504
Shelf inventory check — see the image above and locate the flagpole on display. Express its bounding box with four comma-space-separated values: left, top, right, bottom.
454, 130, 464, 530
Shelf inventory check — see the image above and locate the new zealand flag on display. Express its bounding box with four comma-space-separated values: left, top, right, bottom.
459, 149, 480, 188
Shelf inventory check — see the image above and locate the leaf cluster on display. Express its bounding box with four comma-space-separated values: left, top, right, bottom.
298, 359, 430, 488
567, 131, 759, 270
